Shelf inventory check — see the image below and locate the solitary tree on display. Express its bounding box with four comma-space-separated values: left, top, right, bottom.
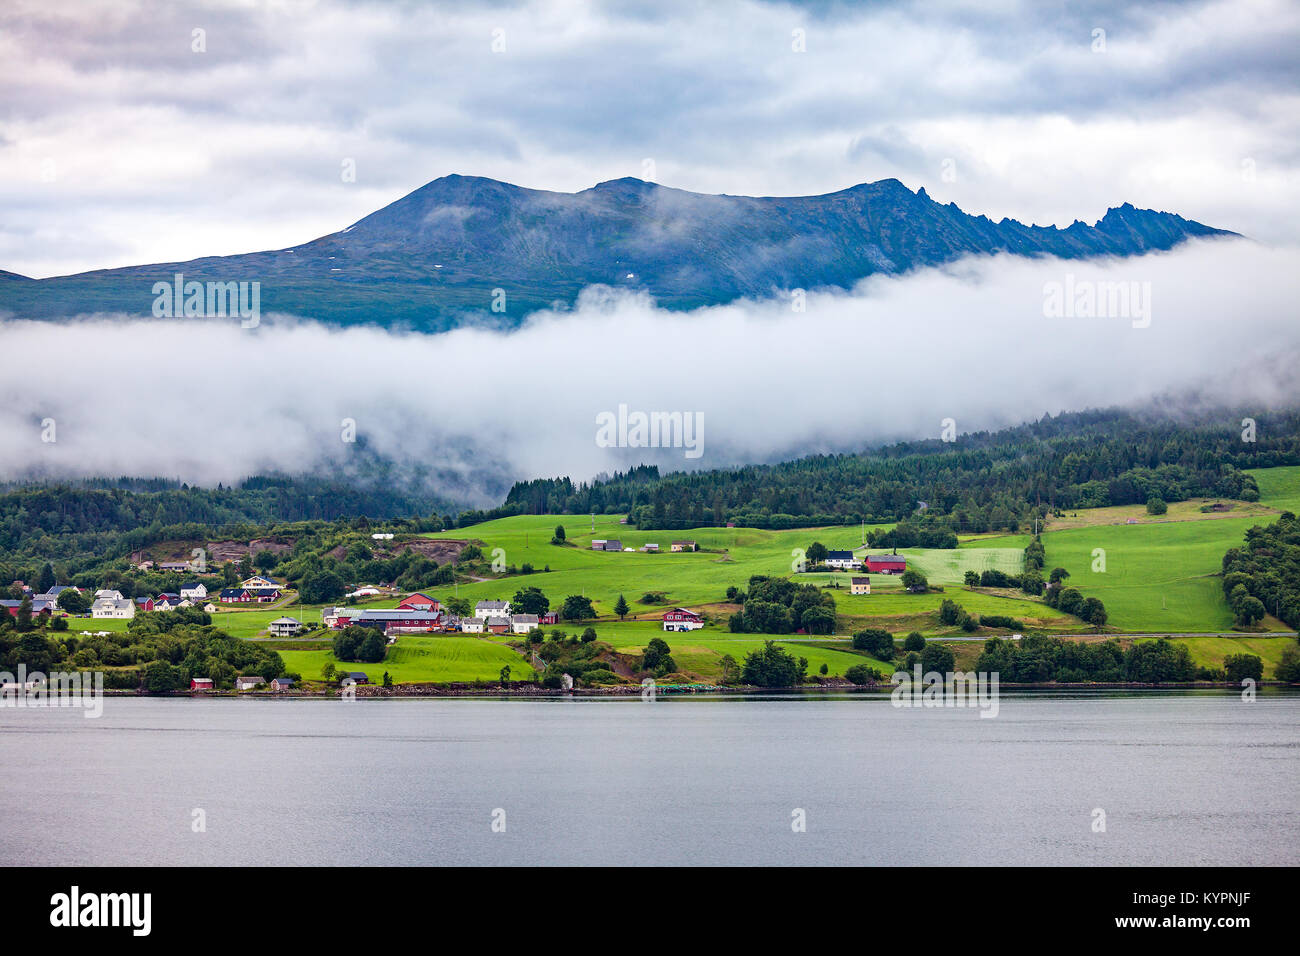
614, 594, 630, 620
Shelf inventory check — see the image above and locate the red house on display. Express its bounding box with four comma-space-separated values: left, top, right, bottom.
190, 677, 213, 691
865, 555, 907, 574
662, 608, 704, 632
539, 611, 558, 626
398, 592, 440, 612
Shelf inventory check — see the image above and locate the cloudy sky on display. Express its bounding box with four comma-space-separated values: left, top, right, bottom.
2, 0, 1298, 278
1, 0, 1298, 500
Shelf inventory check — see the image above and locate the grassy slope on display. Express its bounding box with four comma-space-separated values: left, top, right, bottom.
276, 636, 535, 684
1039, 466, 1300, 633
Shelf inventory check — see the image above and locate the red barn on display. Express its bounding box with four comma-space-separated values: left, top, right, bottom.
397, 592, 440, 612
866, 555, 907, 574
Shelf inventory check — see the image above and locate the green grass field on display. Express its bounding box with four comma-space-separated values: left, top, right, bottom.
420, 515, 889, 620
1035, 466, 1300, 632
276, 635, 535, 684
1040, 518, 1258, 632
202, 466, 1300, 681
1249, 465, 1300, 513
1138, 635, 1297, 678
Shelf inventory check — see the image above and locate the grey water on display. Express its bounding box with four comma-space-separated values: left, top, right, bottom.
2, 691, 1296, 866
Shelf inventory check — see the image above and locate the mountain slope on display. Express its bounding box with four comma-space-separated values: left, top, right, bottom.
0, 176, 1236, 331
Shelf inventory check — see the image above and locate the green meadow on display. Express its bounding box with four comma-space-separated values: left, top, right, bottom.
276, 635, 535, 684
1038, 466, 1300, 632
1137, 635, 1296, 678
419, 514, 888, 619
76, 465, 1290, 684
1248, 464, 1300, 513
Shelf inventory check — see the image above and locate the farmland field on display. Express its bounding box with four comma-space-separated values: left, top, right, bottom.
1040, 517, 1264, 631
1038, 466, 1300, 633
901, 546, 1025, 585
276, 635, 535, 684
1248, 464, 1300, 513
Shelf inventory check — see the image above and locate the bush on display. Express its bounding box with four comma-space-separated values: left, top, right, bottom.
978, 615, 1021, 630
851, 628, 895, 660
844, 663, 883, 685
902, 631, 926, 652
920, 643, 956, 674
1146, 497, 1168, 515
1223, 654, 1263, 683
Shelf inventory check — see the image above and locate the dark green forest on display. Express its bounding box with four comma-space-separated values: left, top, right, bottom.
493, 408, 1299, 531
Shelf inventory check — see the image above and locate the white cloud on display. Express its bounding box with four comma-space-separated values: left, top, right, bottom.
2, 238, 1296, 506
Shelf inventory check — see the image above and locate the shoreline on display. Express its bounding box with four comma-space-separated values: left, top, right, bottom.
83, 679, 1299, 699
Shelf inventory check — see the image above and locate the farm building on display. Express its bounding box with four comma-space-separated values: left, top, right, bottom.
671, 540, 697, 552
343, 672, 370, 685
640, 543, 660, 552
235, 675, 266, 691
511, 613, 539, 634
268, 616, 303, 637
850, 577, 871, 595
1, 599, 54, 618
825, 550, 861, 570
865, 555, 906, 574
219, 587, 281, 604
190, 678, 213, 691
346, 586, 382, 598
270, 678, 294, 691
342, 609, 444, 633
662, 608, 704, 632
135, 596, 155, 612
602, 540, 623, 551
485, 616, 511, 635
539, 611, 559, 625
475, 600, 510, 619
398, 592, 440, 612
590, 540, 607, 550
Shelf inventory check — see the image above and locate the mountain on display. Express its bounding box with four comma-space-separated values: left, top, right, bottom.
0, 176, 1235, 331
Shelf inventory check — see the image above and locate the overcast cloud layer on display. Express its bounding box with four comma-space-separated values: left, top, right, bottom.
2, 239, 1297, 506
2, 0, 1299, 277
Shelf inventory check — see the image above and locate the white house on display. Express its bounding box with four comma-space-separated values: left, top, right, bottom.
475, 600, 510, 619
268, 616, 303, 637
850, 577, 871, 595
235, 675, 266, 691
460, 617, 486, 634
179, 582, 208, 600
824, 550, 861, 570
94, 589, 124, 602
92, 598, 135, 619
511, 613, 539, 635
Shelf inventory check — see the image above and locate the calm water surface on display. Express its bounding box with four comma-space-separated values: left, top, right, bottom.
2, 692, 1296, 865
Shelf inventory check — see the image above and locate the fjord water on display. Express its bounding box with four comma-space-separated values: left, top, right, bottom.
3, 693, 1296, 866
